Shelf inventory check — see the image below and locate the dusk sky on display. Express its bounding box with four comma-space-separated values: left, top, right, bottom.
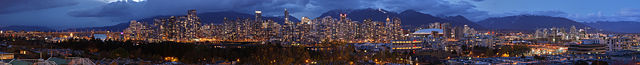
0, 0, 639, 29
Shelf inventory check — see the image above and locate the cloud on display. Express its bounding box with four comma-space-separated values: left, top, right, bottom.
67, 0, 307, 17
489, 10, 640, 22
565, 8, 640, 22
619, 8, 640, 17
495, 11, 568, 17
470, 0, 485, 2
67, 1, 140, 17
525, 11, 568, 17
0, 0, 79, 14
67, 0, 491, 21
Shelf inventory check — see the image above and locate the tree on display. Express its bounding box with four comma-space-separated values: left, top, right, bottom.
110, 47, 130, 58
533, 55, 545, 60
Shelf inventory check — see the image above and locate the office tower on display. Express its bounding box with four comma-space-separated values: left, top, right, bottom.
255, 10, 262, 22
282, 9, 296, 44
284, 8, 289, 23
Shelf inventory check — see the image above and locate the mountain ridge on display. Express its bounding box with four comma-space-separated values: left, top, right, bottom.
477, 15, 595, 32
583, 21, 640, 33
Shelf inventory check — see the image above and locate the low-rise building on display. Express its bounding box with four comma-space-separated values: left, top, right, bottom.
0, 52, 13, 60
390, 40, 423, 52
568, 39, 607, 54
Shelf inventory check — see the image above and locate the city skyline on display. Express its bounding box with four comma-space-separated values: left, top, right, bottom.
2, 0, 640, 65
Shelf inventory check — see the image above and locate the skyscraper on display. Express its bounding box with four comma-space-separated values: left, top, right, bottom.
151, 10, 201, 41
284, 8, 289, 23
255, 10, 262, 22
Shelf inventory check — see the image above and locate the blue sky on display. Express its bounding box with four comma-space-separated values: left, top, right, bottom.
0, 0, 639, 29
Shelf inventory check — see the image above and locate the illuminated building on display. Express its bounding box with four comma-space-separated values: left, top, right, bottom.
390, 40, 423, 53
117, 9, 410, 43
390, 17, 404, 40
282, 9, 295, 44
150, 10, 201, 42
124, 20, 152, 41
606, 36, 634, 51
284, 9, 289, 24
534, 26, 590, 43
568, 39, 607, 54
294, 17, 315, 43
255, 10, 262, 22
0, 52, 13, 60
426, 22, 457, 39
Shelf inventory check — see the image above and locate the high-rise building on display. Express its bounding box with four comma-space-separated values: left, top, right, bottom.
282, 9, 296, 44
428, 22, 451, 38
150, 10, 201, 42
284, 8, 289, 23
392, 17, 403, 40
462, 25, 476, 37
124, 20, 151, 41
120, 9, 410, 43
255, 10, 262, 22
570, 26, 578, 40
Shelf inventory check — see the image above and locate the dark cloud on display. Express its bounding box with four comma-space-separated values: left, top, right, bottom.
68, 1, 138, 17
67, 0, 490, 21
0, 0, 79, 14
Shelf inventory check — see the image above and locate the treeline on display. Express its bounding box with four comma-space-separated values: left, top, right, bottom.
55, 38, 268, 63
51, 38, 407, 64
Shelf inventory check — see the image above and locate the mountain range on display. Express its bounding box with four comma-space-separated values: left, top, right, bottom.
3, 8, 640, 33
583, 21, 640, 33
0, 25, 55, 32
478, 15, 595, 32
